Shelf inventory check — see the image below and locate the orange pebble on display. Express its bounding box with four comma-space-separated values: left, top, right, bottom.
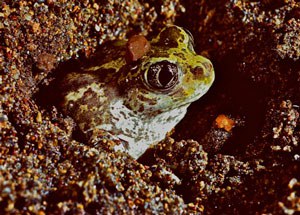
126, 35, 150, 62
215, 114, 235, 132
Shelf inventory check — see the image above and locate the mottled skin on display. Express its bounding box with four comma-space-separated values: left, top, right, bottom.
59, 26, 215, 159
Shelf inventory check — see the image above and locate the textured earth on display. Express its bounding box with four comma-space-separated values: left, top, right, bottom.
0, 0, 299, 214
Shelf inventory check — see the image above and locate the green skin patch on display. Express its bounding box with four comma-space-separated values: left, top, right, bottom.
59, 25, 215, 159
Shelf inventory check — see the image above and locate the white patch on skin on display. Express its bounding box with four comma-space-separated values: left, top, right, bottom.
94, 99, 189, 159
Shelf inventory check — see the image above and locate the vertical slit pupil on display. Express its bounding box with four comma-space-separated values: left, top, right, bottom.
159, 64, 174, 87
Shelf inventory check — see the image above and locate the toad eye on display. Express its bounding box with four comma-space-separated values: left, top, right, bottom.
145, 61, 179, 91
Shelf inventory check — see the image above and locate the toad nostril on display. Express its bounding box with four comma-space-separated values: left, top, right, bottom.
193, 66, 204, 78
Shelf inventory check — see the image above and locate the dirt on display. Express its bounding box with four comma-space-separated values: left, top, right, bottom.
0, 0, 299, 214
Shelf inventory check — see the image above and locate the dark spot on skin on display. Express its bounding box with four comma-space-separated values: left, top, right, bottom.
65, 99, 95, 131
153, 109, 163, 115
120, 111, 127, 119
83, 122, 90, 131
83, 88, 95, 97
154, 26, 184, 48
137, 93, 157, 105
138, 105, 144, 112
79, 107, 104, 131
61, 73, 99, 96
64, 87, 108, 131
82, 88, 101, 108
166, 115, 175, 122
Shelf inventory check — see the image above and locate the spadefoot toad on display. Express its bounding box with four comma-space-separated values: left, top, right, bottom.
58, 26, 215, 159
